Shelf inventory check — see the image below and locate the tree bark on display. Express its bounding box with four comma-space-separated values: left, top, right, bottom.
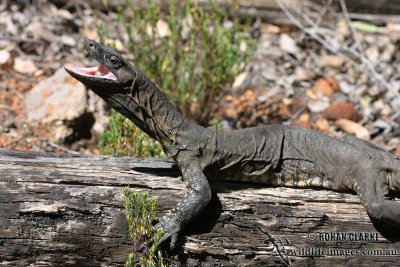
1, 148, 400, 266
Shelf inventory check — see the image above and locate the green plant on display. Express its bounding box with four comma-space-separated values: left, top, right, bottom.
99, 110, 164, 157
97, 0, 256, 157
123, 187, 168, 267
209, 119, 224, 131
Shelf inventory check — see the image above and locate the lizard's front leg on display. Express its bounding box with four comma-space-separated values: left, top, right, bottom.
157, 155, 211, 249
355, 169, 400, 227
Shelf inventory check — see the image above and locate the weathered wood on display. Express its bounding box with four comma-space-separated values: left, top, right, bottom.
1, 148, 400, 266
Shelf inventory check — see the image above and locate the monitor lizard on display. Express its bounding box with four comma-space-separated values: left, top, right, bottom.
65, 39, 400, 251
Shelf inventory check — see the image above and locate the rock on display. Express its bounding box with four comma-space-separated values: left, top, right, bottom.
260, 66, 279, 81
224, 106, 238, 119
243, 89, 257, 103
288, 97, 307, 114
339, 81, 353, 95
0, 109, 16, 134
308, 99, 330, 113
260, 23, 280, 34
13, 57, 37, 74
391, 97, 400, 110
12, 11, 30, 29
337, 19, 349, 40
53, 124, 74, 142
0, 49, 11, 66
306, 89, 318, 100
313, 76, 340, 98
373, 119, 392, 133
381, 43, 395, 62
387, 138, 400, 151
52, 5, 74, 20
395, 148, 400, 157
335, 119, 370, 140
373, 99, 391, 116
294, 67, 315, 81
365, 45, 379, 62
25, 67, 86, 124
232, 71, 249, 90
315, 118, 330, 132
87, 90, 109, 135
292, 113, 312, 129
292, 120, 312, 129
31, 16, 59, 43
279, 33, 299, 55
319, 55, 345, 68
322, 102, 362, 122
2, 13, 18, 35
60, 35, 76, 47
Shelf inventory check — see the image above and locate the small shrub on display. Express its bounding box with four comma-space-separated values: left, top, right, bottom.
99, 110, 164, 157
123, 187, 168, 267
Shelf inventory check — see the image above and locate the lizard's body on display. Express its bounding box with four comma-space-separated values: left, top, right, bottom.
202, 125, 399, 190
65, 40, 400, 250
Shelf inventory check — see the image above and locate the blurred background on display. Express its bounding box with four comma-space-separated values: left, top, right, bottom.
0, 0, 399, 157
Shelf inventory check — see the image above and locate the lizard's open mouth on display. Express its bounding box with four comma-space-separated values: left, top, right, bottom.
65, 64, 117, 81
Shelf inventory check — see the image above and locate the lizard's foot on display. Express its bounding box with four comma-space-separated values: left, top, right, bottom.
354, 172, 400, 228
365, 200, 400, 228
152, 215, 183, 250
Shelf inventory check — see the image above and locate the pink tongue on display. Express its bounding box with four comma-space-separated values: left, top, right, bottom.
77, 66, 98, 75
65, 64, 117, 80
97, 64, 110, 75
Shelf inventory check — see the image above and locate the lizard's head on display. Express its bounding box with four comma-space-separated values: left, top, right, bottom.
65, 39, 137, 97
65, 39, 153, 134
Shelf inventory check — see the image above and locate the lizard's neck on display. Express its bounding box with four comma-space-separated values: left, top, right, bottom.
116, 74, 205, 157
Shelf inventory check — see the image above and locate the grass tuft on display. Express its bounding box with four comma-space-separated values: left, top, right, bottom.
123, 187, 168, 267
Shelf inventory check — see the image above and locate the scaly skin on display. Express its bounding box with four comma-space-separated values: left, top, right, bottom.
65, 39, 400, 249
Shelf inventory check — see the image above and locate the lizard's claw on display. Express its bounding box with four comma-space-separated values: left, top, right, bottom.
151, 215, 182, 250
154, 230, 179, 250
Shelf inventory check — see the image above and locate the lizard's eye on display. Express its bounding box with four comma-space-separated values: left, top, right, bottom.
108, 55, 122, 68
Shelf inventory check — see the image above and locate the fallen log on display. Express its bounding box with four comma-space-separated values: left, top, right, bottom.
1, 148, 400, 266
